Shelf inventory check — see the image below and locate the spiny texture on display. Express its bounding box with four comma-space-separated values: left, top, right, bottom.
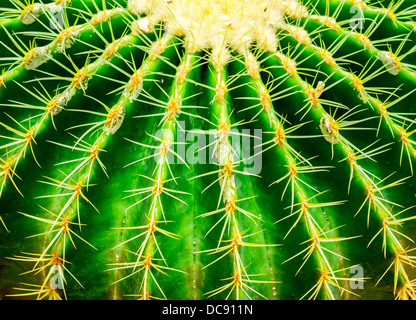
0, 0, 416, 300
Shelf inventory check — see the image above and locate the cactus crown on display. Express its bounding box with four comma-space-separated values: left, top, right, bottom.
1, 0, 416, 301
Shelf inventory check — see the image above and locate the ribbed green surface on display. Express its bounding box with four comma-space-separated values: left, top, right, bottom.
1, 0, 416, 300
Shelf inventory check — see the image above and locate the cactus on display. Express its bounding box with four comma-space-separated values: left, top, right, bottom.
1, 0, 416, 301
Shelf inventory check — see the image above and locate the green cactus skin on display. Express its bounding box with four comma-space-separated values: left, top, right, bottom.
1, 0, 416, 300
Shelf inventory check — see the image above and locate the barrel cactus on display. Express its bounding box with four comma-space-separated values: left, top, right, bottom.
1, 0, 416, 301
